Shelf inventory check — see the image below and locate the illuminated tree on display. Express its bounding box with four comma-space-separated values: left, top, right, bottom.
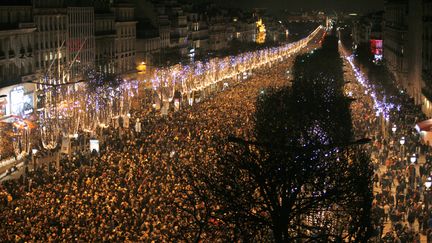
83, 69, 124, 130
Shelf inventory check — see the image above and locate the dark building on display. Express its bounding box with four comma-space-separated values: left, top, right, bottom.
383, 0, 408, 88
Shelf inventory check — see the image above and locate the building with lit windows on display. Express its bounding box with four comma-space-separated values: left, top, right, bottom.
113, 1, 137, 75
232, 16, 256, 43
67, 6, 96, 81
0, 0, 37, 117
208, 14, 231, 51
33, 0, 68, 83
94, 1, 116, 74
188, 12, 209, 57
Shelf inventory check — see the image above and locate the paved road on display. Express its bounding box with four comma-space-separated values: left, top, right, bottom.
341, 44, 428, 242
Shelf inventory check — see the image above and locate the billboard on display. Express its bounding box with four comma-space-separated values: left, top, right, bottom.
370, 39, 383, 63
10, 86, 34, 117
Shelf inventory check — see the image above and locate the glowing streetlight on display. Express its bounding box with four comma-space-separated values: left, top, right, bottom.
410, 154, 417, 164
400, 137, 405, 145
391, 124, 397, 133
426, 177, 432, 190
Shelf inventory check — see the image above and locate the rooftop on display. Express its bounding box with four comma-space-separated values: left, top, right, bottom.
0, 0, 31, 6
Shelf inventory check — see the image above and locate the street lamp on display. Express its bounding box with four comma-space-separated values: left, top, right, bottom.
400, 137, 405, 159
32, 148, 38, 170
400, 137, 405, 145
410, 154, 417, 164
392, 124, 397, 133
426, 177, 432, 190
426, 177, 432, 210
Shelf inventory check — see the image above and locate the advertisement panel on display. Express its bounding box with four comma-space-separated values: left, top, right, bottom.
10, 86, 34, 117
61, 137, 71, 154
370, 39, 383, 63
89, 139, 100, 153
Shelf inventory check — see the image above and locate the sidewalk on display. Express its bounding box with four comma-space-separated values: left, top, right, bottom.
373, 153, 427, 242
340, 43, 428, 242
0, 152, 27, 176
0, 160, 26, 182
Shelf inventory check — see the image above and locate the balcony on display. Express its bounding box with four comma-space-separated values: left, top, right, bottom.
0, 76, 21, 89
95, 30, 116, 37
8, 50, 15, 58
19, 47, 26, 58
27, 46, 32, 57
18, 22, 36, 29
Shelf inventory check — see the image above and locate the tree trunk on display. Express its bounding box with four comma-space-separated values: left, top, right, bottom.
272, 215, 289, 243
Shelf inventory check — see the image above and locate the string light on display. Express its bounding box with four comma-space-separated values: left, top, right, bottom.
345, 55, 392, 121
36, 26, 322, 146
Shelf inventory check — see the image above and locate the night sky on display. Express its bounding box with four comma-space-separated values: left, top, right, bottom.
213, 0, 384, 13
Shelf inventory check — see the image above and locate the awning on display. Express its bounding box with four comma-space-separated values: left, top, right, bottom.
415, 119, 432, 133
0, 115, 36, 129
0, 115, 20, 123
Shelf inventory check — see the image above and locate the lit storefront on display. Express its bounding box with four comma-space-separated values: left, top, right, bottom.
0, 83, 37, 158
0, 96, 6, 117
0, 83, 36, 118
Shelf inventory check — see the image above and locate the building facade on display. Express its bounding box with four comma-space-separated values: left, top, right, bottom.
406, 0, 422, 107
135, 19, 160, 68
208, 14, 230, 51
94, 4, 116, 74
33, 0, 68, 83
168, 6, 188, 55
383, 0, 409, 88
113, 2, 137, 76
67, 6, 96, 81
232, 18, 256, 43
422, 0, 432, 115
0, 0, 37, 117
380, 0, 432, 116
188, 13, 209, 57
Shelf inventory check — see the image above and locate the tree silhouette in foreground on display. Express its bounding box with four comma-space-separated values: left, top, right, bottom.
174, 35, 374, 242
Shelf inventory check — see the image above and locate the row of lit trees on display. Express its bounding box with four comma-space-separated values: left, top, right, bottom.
173, 34, 374, 242
35, 26, 322, 150
35, 69, 139, 150
148, 26, 323, 107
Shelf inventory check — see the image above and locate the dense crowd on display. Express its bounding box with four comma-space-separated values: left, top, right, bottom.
0, 38, 319, 241
10, 30, 432, 241
342, 51, 432, 242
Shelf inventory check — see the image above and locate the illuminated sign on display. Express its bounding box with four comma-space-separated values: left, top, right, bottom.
370, 39, 382, 55
174, 99, 180, 111
90, 139, 100, 153
61, 137, 71, 154
370, 39, 383, 64
10, 86, 34, 117
256, 18, 266, 44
